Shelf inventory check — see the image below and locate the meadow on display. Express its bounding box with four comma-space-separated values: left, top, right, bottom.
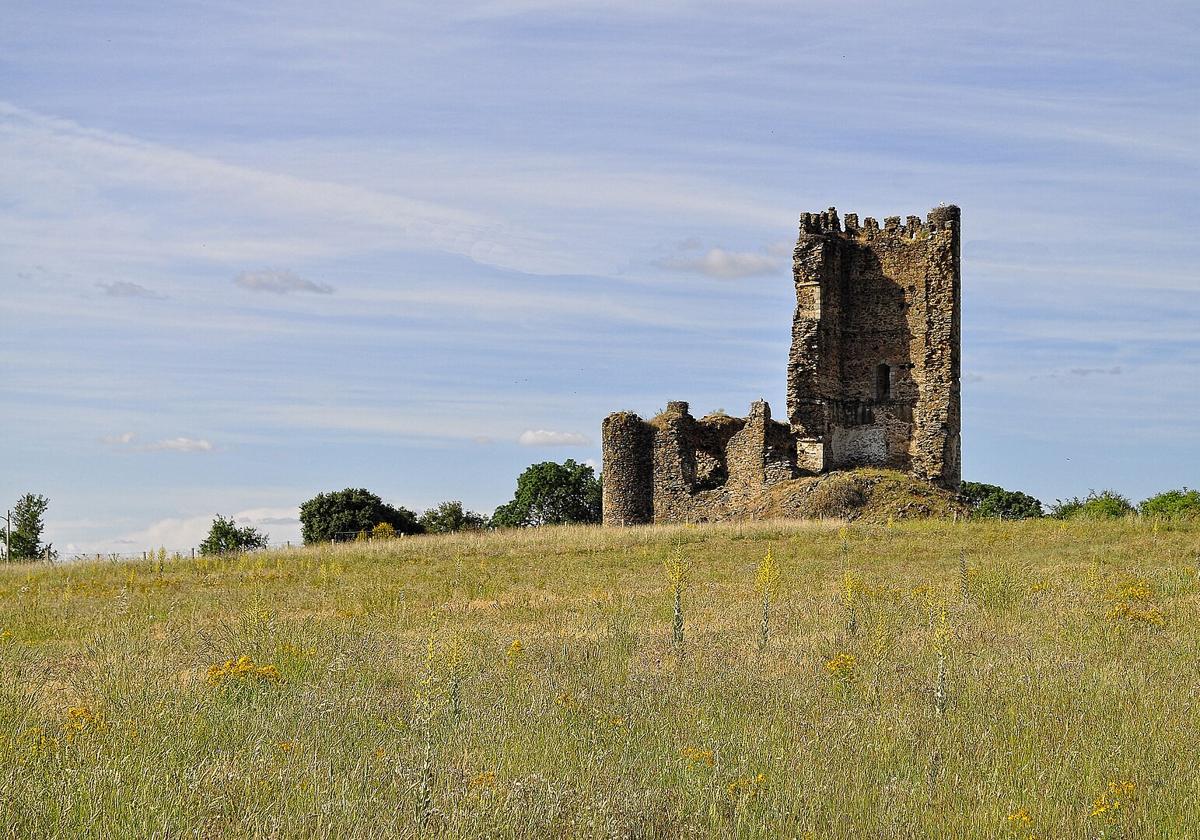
1, 518, 1197, 838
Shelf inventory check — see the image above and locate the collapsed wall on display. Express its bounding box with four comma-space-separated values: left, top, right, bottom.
602, 205, 960, 525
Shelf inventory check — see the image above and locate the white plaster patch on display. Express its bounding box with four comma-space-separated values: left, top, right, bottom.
831, 426, 888, 467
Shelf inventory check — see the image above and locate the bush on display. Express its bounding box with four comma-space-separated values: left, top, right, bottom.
371, 522, 398, 540
419, 501, 488, 534
1138, 488, 1200, 519
199, 515, 269, 555
1050, 490, 1135, 520
960, 481, 1043, 519
492, 460, 602, 528
299, 488, 422, 544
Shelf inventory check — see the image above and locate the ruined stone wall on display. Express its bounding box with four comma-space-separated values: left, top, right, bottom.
601, 204, 960, 525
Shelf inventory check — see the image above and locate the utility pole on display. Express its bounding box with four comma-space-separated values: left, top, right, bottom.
2, 510, 9, 564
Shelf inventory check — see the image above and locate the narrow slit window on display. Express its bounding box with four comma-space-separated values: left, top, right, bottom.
876, 363, 891, 401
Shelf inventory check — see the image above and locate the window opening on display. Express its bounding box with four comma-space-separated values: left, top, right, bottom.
876, 363, 891, 401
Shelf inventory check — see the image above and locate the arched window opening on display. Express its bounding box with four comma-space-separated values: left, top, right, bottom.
875, 363, 891, 401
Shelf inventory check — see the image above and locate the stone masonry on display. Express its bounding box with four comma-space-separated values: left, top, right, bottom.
602, 205, 960, 525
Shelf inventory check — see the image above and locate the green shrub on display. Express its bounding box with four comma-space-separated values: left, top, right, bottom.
1050, 489, 1135, 519
1139, 488, 1200, 519
419, 501, 488, 534
960, 481, 1043, 519
299, 488, 422, 544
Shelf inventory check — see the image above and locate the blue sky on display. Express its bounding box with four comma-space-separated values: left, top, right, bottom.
2, 1, 1197, 552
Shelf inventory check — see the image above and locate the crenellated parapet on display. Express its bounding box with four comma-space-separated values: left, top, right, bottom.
801, 206, 959, 241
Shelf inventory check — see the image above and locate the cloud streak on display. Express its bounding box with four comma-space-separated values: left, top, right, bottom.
660, 247, 782, 279
101, 433, 214, 452
97, 281, 163, 299
518, 429, 591, 446
235, 268, 333, 294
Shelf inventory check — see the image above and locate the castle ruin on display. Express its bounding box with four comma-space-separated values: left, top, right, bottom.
601, 205, 960, 525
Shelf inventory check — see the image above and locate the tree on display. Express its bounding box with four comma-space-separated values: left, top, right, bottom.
198, 515, 269, 555
299, 488, 422, 544
960, 482, 1043, 520
1139, 488, 1200, 519
8, 493, 49, 561
491, 460, 601, 528
1050, 489, 1135, 520
419, 500, 488, 534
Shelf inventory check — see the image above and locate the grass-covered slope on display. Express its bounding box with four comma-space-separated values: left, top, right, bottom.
1, 519, 1197, 837
751, 468, 967, 522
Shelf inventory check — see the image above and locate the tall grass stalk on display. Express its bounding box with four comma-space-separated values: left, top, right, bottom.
754, 547, 780, 651
665, 546, 691, 654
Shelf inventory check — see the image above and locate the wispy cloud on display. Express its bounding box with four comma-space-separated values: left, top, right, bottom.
234, 268, 333, 295
146, 437, 214, 452
518, 429, 591, 446
97, 280, 163, 299
660, 247, 782, 279
101, 433, 214, 452
1068, 366, 1123, 377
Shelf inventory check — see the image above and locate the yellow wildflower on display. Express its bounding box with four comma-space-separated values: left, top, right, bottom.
825, 652, 857, 683
207, 655, 282, 686
1007, 807, 1032, 827
680, 746, 715, 768
505, 638, 524, 667
755, 548, 780, 595
727, 772, 767, 799
470, 770, 496, 788
1090, 780, 1137, 823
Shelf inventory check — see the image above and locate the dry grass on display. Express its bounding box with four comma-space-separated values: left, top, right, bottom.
1, 517, 1198, 838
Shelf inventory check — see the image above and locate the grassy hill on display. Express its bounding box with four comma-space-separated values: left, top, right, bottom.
1, 518, 1197, 838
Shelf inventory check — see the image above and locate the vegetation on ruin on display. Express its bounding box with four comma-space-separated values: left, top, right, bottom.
3, 518, 1197, 836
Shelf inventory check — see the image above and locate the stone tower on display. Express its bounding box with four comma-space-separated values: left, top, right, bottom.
601, 205, 960, 526
788, 206, 960, 488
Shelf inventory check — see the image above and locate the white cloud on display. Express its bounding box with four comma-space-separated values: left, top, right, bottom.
518, 429, 591, 446
112, 506, 300, 552
234, 268, 333, 295
146, 437, 213, 452
97, 280, 163, 298
230, 506, 300, 527
102, 433, 214, 452
660, 248, 781, 279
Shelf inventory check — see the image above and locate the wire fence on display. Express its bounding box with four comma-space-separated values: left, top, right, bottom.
0, 542, 301, 566
2, 529, 426, 566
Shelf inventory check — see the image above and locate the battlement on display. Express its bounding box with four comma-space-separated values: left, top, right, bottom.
799, 205, 959, 241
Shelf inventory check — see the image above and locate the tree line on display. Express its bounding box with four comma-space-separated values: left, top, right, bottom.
7, 469, 1200, 561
